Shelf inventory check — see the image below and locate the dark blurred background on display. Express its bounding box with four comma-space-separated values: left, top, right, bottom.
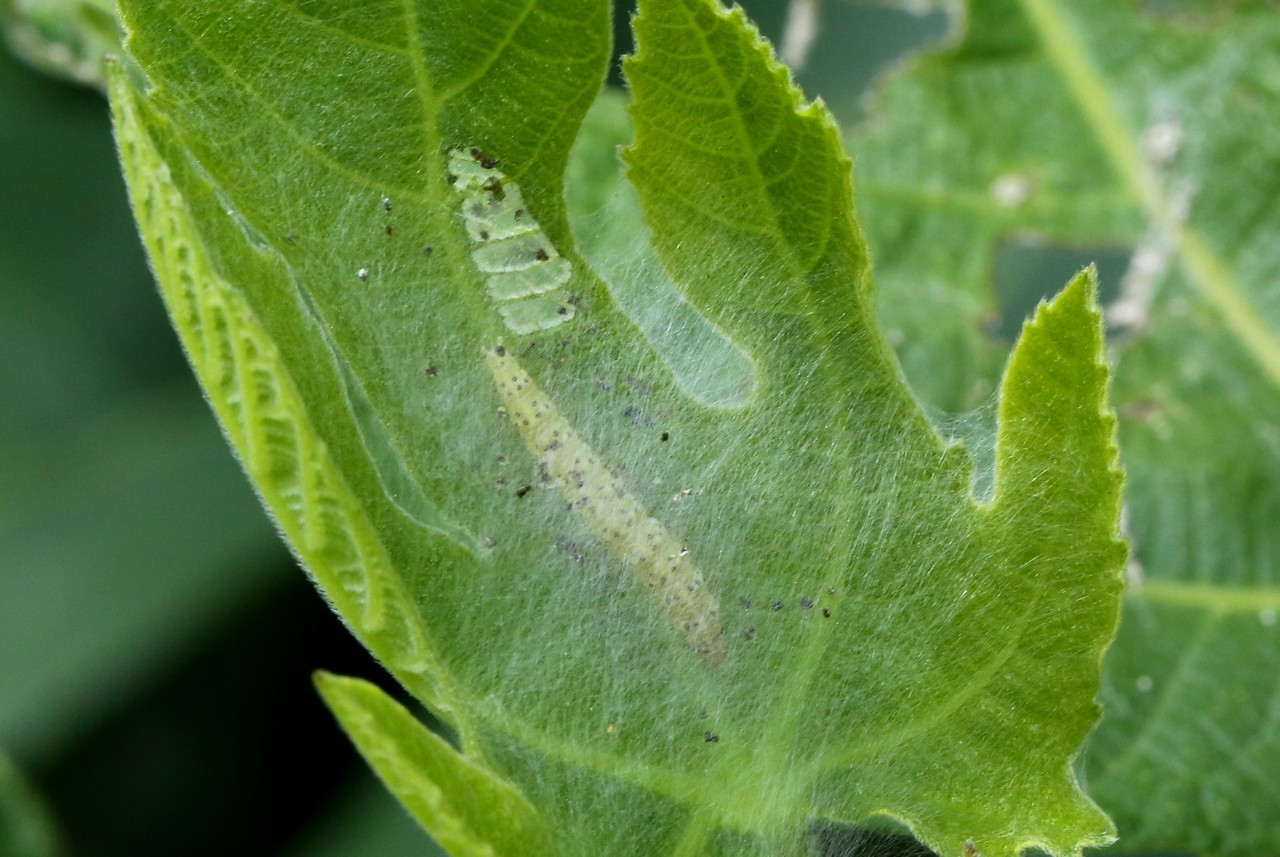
0, 2, 1084, 854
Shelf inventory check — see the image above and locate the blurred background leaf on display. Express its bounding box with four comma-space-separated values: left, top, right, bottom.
9, 1, 1230, 855
0, 0, 120, 89
0, 32, 436, 857
845, 3, 1280, 853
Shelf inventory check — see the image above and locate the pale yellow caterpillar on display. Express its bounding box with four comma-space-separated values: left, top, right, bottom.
485, 346, 726, 665
448, 147, 576, 334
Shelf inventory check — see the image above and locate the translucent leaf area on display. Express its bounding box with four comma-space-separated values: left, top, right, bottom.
849, 1, 1280, 853
109, 0, 1125, 854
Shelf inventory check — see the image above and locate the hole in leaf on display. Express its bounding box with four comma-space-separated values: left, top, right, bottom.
790, 1, 952, 122
809, 820, 939, 857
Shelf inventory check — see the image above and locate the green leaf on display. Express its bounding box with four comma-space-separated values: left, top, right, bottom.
110, 0, 1125, 854
315, 672, 550, 857
848, 3, 1280, 853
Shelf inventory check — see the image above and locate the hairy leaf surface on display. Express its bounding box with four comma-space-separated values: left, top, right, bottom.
111, 1, 1125, 854
850, 2, 1280, 853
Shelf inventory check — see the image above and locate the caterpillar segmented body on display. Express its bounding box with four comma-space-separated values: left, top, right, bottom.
449, 148, 576, 334
486, 347, 726, 665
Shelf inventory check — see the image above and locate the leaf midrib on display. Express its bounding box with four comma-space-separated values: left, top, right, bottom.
469, 696, 709, 804
1017, 0, 1280, 386
398, 0, 441, 160
431, 0, 541, 102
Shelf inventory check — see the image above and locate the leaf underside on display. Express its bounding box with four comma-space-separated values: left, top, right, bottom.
109, 0, 1125, 855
